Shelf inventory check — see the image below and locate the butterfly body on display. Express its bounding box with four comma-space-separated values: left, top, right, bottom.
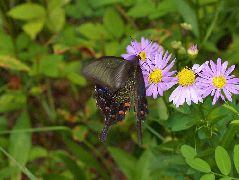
83, 56, 147, 143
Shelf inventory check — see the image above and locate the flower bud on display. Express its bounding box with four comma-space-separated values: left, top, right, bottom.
187, 44, 198, 59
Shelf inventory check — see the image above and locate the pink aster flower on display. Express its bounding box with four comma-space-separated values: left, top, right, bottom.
197, 58, 239, 104
121, 37, 163, 62
169, 64, 205, 107
142, 51, 177, 98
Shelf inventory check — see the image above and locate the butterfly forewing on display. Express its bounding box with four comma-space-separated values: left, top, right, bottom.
82, 56, 134, 92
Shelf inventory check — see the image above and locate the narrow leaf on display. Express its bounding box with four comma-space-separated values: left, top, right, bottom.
215, 146, 231, 175
8, 111, 32, 179
0, 147, 36, 180
176, 0, 199, 37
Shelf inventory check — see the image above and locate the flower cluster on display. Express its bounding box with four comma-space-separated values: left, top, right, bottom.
122, 37, 239, 107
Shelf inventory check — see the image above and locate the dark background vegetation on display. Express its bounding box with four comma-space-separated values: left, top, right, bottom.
0, 0, 239, 179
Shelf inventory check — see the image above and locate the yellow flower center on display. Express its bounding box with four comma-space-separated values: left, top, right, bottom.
178, 67, 195, 86
148, 68, 163, 84
138, 51, 147, 60
212, 75, 226, 89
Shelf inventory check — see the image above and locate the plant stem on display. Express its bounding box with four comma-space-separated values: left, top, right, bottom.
144, 123, 164, 141
0, 126, 70, 135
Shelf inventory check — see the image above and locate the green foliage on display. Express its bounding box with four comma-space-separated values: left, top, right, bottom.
0, 0, 239, 179
103, 8, 125, 38
234, 145, 239, 174
181, 144, 239, 179
215, 146, 231, 175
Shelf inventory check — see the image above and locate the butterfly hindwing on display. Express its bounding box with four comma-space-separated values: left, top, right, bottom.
82, 56, 134, 92
94, 85, 130, 141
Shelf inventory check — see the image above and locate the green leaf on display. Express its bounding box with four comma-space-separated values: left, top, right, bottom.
8, 111, 32, 178
181, 145, 197, 159
149, 0, 177, 19
28, 146, 47, 161
128, 2, 155, 18
230, 120, 239, 125
168, 112, 199, 131
108, 147, 136, 180
105, 41, 119, 55
219, 177, 232, 180
0, 92, 26, 113
89, 0, 123, 8
134, 150, 153, 180
16, 33, 31, 51
38, 54, 63, 78
72, 126, 88, 142
0, 29, 14, 55
103, 8, 124, 38
234, 145, 239, 174
186, 158, 211, 173
77, 23, 108, 40
223, 104, 239, 115
176, 0, 199, 37
47, 0, 68, 9
46, 7, 65, 32
8, 3, 46, 20
22, 19, 45, 39
0, 147, 36, 180
215, 146, 231, 175
0, 167, 18, 180
67, 73, 86, 86
198, 0, 218, 5
0, 55, 30, 71
157, 98, 168, 120
200, 173, 215, 180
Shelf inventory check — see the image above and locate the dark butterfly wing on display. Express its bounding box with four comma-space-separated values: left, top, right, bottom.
82, 56, 134, 92
133, 65, 148, 144
94, 85, 130, 141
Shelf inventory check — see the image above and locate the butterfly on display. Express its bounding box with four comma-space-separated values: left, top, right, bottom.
82, 56, 148, 144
